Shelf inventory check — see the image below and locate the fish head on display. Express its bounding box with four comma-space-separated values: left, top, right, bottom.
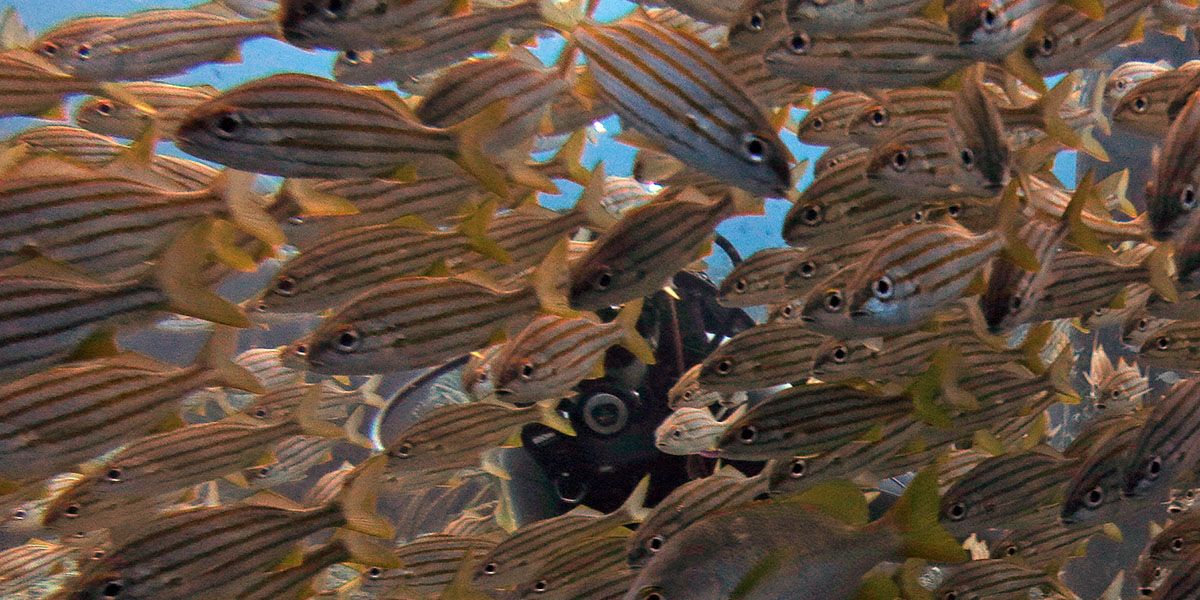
797, 279, 858, 337
809, 337, 869, 379
175, 99, 271, 170
286, 318, 384, 375
491, 347, 555, 406
654, 408, 722, 456
668, 366, 717, 409
843, 265, 922, 333
248, 268, 325, 316
1060, 459, 1124, 525
762, 28, 830, 81
623, 537, 727, 600
278, 0, 382, 50
568, 256, 632, 310
714, 406, 787, 460
697, 346, 761, 388
727, 1, 787, 52
73, 96, 149, 138
867, 121, 1004, 201
1138, 329, 1199, 370
463, 346, 500, 400
1145, 172, 1197, 242
1112, 86, 1161, 135
781, 197, 836, 246
845, 103, 896, 146
63, 565, 131, 600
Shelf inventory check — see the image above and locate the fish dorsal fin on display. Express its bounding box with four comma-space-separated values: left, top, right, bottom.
0, 7, 32, 49
244, 490, 306, 511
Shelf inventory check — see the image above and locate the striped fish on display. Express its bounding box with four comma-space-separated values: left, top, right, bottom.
74, 82, 217, 139
1060, 413, 1142, 523
1136, 512, 1200, 592
286, 273, 543, 375
1147, 549, 1200, 600
241, 435, 339, 491
717, 44, 814, 109
992, 517, 1113, 572
654, 406, 742, 456
491, 301, 655, 405
382, 400, 574, 486
697, 320, 827, 392
1019, 173, 1146, 243
716, 382, 912, 460
175, 74, 509, 196
1123, 377, 1200, 500
0, 49, 142, 119
41, 388, 345, 533
726, 0, 788, 52
57, 457, 395, 600
442, 501, 505, 538
978, 214, 1069, 334
574, 15, 792, 197
472, 477, 648, 590
626, 468, 767, 568
1120, 311, 1174, 352
279, 0, 467, 50
241, 377, 381, 425
35, 9, 277, 81
528, 567, 634, 600
1024, 0, 1156, 76
667, 363, 746, 409
509, 533, 630, 598
354, 534, 497, 598
1137, 319, 1200, 370
1085, 340, 1149, 416
0, 472, 85, 539
766, 417, 929, 496
1148, 88, 1200, 241
865, 118, 1006, 202
1113, 63, 1200, 138
569, 190, 737, 310
939, 447, 1077, 537
795, 91, 874, 145
0, 327, 259, 487
12, 126, 220, 192
764, 18, 973, 90
328, 2, 548, 87
933, 559, 1074, 600
1105, 60, 1173, 109
0, 155, 279, 278
812, 141, 869, 178
0, 539, 77, 598
1081, 283, 1152, 331
239, 534, 397, 600
718, 246, 810, 308
945, 0, 1075, 65
789, 0, 948, 34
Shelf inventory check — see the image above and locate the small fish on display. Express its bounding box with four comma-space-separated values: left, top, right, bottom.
1085, 339, 1149, 415
0, 49, 146, 119
1113, 63, 1200, 138
932, 558, 1075, 600
473, 477, 648, 590
492, 300, 655, 404
788, 0, 948, 34
1136, 512, 1200, 592
625, 468, 965, 600
175, 73, 509, 196
355, 534, 498, 598
509, 533, 630, 598
240, 435, 339, 491
1123, 378, 1200, 500
865, 118, 1005, 201
574, 15, 792, 197
280, 0, 471, 50
718, 247, 810, 308
1022, 0, 1155, 76
73, 82, 218, 139
1147, 88, 1200, 241
697, 320, 827, 392
1138, 320, 1200, 370
1105, 60, 1173, 109
939, 446, 1077, 538
383, 400, 575, 486
1060, 413, 1143, 523
35, 9, 278, 81
992, 517, 1115, 572
667, 363, 746, 409
796, 91, 874, 145
654, 406, 744, 456
945, 0, 1061, 62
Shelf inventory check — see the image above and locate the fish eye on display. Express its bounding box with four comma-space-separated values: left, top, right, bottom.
738, 425, 757, 444
1004, 544, 1018, 556
65, 504, 81, 518
214, 112, 243, 138
1116, 79, 1127, 91
1139, 587, 1154, 597
95, 101, 114, 116
102, 580, 123, 598
912, 209, 926, 223
647, 534, 665, 552
254, 407, 269, 418
105, 468, 123, 482
801, 204, 823, 226
1180, 185, 1196, 209
368, 567, 383, 579
374, 1, 387, 14
641, 589, 664, 600
682, 390, 694, 400
671, 429, 682, 439
890, 150, 910, 172
733, 278, 748, 293
788, 33, 810, 54
960, 148, 975, 169
482, 562, 498, 575
1009, 296, 1022, 313
594, 269, 613, 291
982, 9, 999, 30
746, 11, 765, 31
946, 502, 966, 521
534, 579, 548, 592
824, 290, 843, 312
91, 549, 105, 559
1037, 34, 1056, 56
391, 441, 413, 459
790, 459, 806, 477
1109, 389, 1121, 400
1157, 336, 1171, 350
292, 343, 308, 357
780, 304, 794, 318
255, 466, 271, 477
810, 116, 825, 131
1172, 537, 1185, 552
1147, 456, 1163, 479
715, 359, 733, 375
1133, 96, 1149, 113
1138, 318, 1149, 330
1085, 486, 1104, 508
948, 204, 962, 217
870, 109, 888, 127
519, 361, 535, 380
40, 42, 58, 56
344, 50, 360, 64
335, 328, 361, 352
872, 276, 894, 300
832, 346, 848, 363
10, 508, 26, 520
274, 276, 297, 297
76, 44, 91, 59
324, 0, 347, 17
799, 261, 817, 277
942, 593, 958, 600
742, 134, 767, 163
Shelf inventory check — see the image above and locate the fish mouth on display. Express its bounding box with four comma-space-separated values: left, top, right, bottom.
699, 450, 720, 458
1150, 228, 1175, 242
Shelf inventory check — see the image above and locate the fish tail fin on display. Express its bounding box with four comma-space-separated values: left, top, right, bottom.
1095, 169, 1134, 217
332, 530, 402, 569
209, 169, 285, 252
540, 0, 588, 31
357, 375, 388, 409
1063, 171, 1111, 255
616, 475, 652, 523
996, 181, 1040, 272
1046, 346, 1080, 404
1060, 0, 1105, 19
531, 238, 577, 316
1144, 244, 1179, 303
153, 221, 249, 328
334, 455, 395, 540
1088, 71, 1113, 136
1019, 321, 1053, 375
456, 199, 513, 264
450, 101, 511, 200
615, 298, 656, 365
295, 385, 346, 439
575, 162, 617, 231
882, 466, 967, 563
196, 325, 264, 394
554, 128, 592, 184
537, 399, 577, 436
1038, 74, 1086, 150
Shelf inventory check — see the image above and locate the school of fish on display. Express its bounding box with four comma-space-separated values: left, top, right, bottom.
2, 0, 1200, 597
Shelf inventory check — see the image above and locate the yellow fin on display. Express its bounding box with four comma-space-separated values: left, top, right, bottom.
457, 199, 512, 264
537, 399, 576, 436
449, 101, 510, 200
614, 298, 656, 365
1059, 0, 1105, 18
279, 179, 359, 217
154, 221, 249, 328
207, 219, 258, 272
1002, 51, 1048, 94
